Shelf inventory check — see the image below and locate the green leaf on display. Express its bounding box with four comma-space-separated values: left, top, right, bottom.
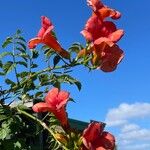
39, 74, 49, 86
17, 53, 29, 62
16, 42, 26, 50
16, 29, 21, 34
31, 50, 39, 59
53, 55, 61, 67
16, 36, 26, 42
69, 98, 75, 103
58, 75, 82, 91
16, 47, 26, 53
35, 91, 43, 98
68, 42, 83, 53
16, 61, 28, 68
0, 52, 13, 59
3, 61, 16, 75
0, 60, 3, 68
43, 47, 55, 58
0, 72, 5, 76
31, 63, 38, 68
14, 141, 22, 149
17, 71, 29, 78
74, 81, 82, 91
0, 115, 9, 121
0, 121, 11, 140
5, 79, 16, 86
2, 37, 13, 48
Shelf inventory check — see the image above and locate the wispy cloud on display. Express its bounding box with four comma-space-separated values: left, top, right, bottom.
105, 102, 150, 150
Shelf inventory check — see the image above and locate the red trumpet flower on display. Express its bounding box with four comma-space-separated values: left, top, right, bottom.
81, 14, 124, 43
82, 121, 115, 150
92, 41, 124, 72
32, 88, 70, 127
28, 16, 70, 59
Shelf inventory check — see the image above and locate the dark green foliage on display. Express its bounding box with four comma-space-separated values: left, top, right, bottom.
0, 30, 93, 149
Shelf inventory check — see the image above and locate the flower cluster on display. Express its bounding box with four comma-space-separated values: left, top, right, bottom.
80, 0, 124, 72
29, 0, 124, 149
32, 88, 115, 150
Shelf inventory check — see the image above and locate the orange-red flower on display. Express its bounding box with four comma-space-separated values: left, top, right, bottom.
32, 88, 70, 127
92, 40, 124, 72
82, 121, 115, 150
81, 14, 124, 43
87, 0, 121, 20
28, 16, 70, 59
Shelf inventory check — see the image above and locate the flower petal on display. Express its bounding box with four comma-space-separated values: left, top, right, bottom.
32, 102, 53, 112
87, 0, 104, 11
53, 107, 69, 127
108, 29, 124, 43
28, 37, 42, 49
93, 131, 115, 150
43, 28, 62, 51
82, 122, 105, 149
57, 90, 70, 109
45, 88, 59, 104
81, 14, 103, 41
100, 44, 124, 72
41, 16, 54, 30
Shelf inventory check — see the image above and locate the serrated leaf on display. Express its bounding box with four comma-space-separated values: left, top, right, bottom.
16, 42, 26, 50
0, 51, 13, 59
16, 47, 26, 53
2, 37, 13, 48
16, 61, 28, 68
3, 61, 16, 75
16, 36, 26, 42
53, 55, 61, 67
17, 53, 29, 62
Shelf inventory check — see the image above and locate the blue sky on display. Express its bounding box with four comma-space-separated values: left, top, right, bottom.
0, 0, 150, 149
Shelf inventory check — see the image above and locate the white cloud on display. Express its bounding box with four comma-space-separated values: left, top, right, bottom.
119, 128, 150, 141
105, 102, 150, 150
121, 123, 140, 133
105, 102, 150, 127
120, 143, 150, 150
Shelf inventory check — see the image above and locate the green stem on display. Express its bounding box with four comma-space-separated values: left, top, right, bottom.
12, 38, 20, 84
16, 108, 69, 150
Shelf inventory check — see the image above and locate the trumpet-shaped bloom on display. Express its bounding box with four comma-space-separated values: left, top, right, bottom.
92, 41, 124, 72
28, 16, 70, 59
82, 121, 115, 150
32, 88, 70, 127
81, 14, 124, 43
